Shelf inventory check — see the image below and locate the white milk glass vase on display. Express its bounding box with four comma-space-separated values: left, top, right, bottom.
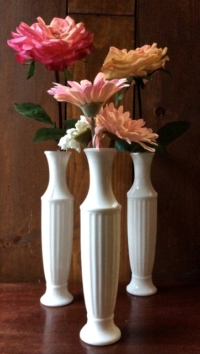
40, 151, 74, 307
126, 152, 157, 296
80, 148, 121, 346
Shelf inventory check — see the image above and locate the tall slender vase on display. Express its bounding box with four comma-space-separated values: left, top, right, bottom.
126, 152, 157, 296
40, 151, 74, 307
80, 148, 121, 346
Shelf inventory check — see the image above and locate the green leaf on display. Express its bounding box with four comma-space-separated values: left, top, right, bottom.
115, 87, 130, 106
154, 144, 167, 154
114, 77, 133, 106
27, 61, 35, 79
105, 132, 138, 152
115, 92, 120, 106
33, 128, 66, 143
157, 67, 171, 76
114, 139, 149, 153
114, 139, 132, 152
63, 118, 79, 129
129, 143, 147, 153
157, 121, 190, 146
131, 68, 171, 88
14, 102, 54, 125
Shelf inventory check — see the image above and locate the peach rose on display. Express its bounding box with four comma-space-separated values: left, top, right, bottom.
7, 16, 94, 71
101, 43, 169, 79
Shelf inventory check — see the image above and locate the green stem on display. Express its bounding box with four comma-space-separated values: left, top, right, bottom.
55, 71, 62, 129
91, 117, 95, 147
135, 79, 142, 118
80, 102, 103, 148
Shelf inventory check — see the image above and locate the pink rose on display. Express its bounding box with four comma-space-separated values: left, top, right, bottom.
7, 16, 94, 71
101, 44, 169, 79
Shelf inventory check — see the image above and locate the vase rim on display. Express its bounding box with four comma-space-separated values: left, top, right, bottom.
130, 152, 155, 155
44, 150, 70, 154
83, 148, 116, 152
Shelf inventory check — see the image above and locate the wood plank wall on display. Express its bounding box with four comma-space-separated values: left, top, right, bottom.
136, 0, 200, 287
0, 1, 67, 282
0, 0, 134, 283
1, 0, 200, 288
67, 1, 136, 282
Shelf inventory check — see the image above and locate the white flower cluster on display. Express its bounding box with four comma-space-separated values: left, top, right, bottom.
58, 116, 90, 152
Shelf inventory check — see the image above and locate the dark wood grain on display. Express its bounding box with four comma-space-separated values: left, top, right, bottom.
0, 283, 200, 354
68, 0, 135, 15
1, 0, 200, 288
0, 1, 66, 283
66, 13, 135, 283
0, 3, 134, 283
136, 0, 200, 287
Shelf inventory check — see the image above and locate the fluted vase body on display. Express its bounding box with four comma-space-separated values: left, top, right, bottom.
80, 148, 121, 346
126, 152, 157, 296
40, 151, 73, 307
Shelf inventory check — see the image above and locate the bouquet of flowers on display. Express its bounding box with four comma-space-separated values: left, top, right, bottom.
7, 16, 189, 153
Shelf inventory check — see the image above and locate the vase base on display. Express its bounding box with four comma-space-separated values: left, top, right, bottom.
126, 276, 157, 296
40, 285, 73, 307
80, 316, 121, 346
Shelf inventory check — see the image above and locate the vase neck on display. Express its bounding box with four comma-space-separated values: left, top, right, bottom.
83, 148, 118, 208
45, 151, 71, 193
131, 153, 154, 189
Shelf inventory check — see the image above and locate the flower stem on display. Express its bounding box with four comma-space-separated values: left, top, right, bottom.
55, 71, 62, 129
135, 79, 142, 118
91, 117, 95, 147
80, 102, 103, 148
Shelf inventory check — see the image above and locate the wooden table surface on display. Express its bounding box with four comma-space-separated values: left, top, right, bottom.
0, 283, 200, 354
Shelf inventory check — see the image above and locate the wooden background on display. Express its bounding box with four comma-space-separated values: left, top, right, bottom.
0, 0, 200, 287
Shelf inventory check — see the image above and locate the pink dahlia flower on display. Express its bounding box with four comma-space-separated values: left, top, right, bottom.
48, 72, 128, 117
7, 16, 94, 71
95, 103, 158, 152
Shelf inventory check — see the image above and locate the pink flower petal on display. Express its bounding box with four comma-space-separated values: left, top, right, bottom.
48, 73, 128, 109
95, 103, 158, 152
8, 16, 94, 71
